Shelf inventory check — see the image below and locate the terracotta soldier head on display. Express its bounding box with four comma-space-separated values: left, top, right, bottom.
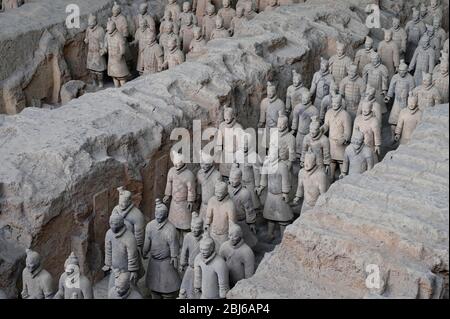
364, 36, 373, 51
113, 271, 131, 297
117, 187, 132, 210
64, 252, 80, 284
199, 232, 215, 259
309, 116, 321, 139
392, 17, 400, 30
441, 60, 449, 75
336, 42, 346, 58
25, 249, 41, 274
398, 60, 408, 77
200, 151, 214, 172
228, 224, 243, 246
223, 0, 230, 8
371, 51, 381, 67
277, 111, 289, 132
112, 2, 121, 17
191, 212, 204, 237
109, 213, 125, 234
419, 3, 427, 19
361, 100, 373, 117
432, 15, 442, 31
351, 129, 365, 152
348, 64, 358, 80
407, 92, 418, 111
88, 14, 97, 28
171, 151, 185, 171
301, 91, 312, 106
384, 29, 393, 42
331, 94, 343, 111
412, 7, 420, 22
422, 73, 433, 89
107, 19, 117, 34
139, 18, 148, 30
183, 1, 191, 13
267, 81, 277, 99
216, 15, 224, 29
207, 3, 215, 16
292, 70, 303, 87
166, 21, 174, 34
431, 0, 440, 9
223, 107, 235, 125
320, 57, 329, 73
193, 27, 203, 40
215, 181, 228, 201
229, 164, 242, 188
139, 3, 148, 15
155, 198, 169, 223
303, 150, 317, 172
426, 24, 435, 38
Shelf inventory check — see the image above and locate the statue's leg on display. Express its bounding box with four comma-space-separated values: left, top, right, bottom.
113, 78, 120, 88
279, 222, 289, 238
330, 161, 337, 183
390, 125, 396, 143
267, 220, 275, 241
119, 79, 127, 87
90, 71, 97, 87
97, 72, 104, 88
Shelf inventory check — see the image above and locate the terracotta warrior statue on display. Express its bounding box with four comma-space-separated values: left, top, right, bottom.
412, 73, 442, 110
339, 64, 366, 119
112, 187, 145, 260
258, 81, 286, 149
353, 100, 382, 163
165, 0, 182, 23
310, 58, 334, 109
385, 60, 416, 140
189, 27, 207, 56
329, 42, 353, 86
340, 129, 374, 178
321, 94, 352, 182
293, 150, 329, 214
409, 35, 436, 86
194, 232, 230, 299
84, 15, 106, 88
378, 29, 400, 80
228, 164, 258, 248
257, 144, 293, 241
143, 199, 181, 299
103, 19, 130, 88
197, 151, 222, 221
428, 0, 446, 30
21, 249, 54, 299
180, 212, 204, 299
163, 37, 185, 69
54, 252, 93, 299
180, 14, 195, 54
132, 19, 153, 75
270, 111, 296, 169
363, 51, 389, 114
433, 59, 449, 103
111, 2, 129, 39
301, 116, 331, 173
205, 181, 237, 251
134, 2, 156, 33
215, 107, 244, 178
405, 7, 426, 63
286, 70, 309, 115
219, 224, 255, 288
291, 91, 319, 160
355, 36, 375, 76
318, 82, 332, 123
243, 1, 257, 20
210, 15, 231, 40
202, 3, 217, 41
142, 31, 164, 74
229, 6, 247, 36
218, 0, 236, 30
108, 271, 143, 299
234, 139, 262, 211
433, 50, 449, 77
160, 22, 181, 61
194, 0, 210, 26
103, 213, 139, 289
394, 92, 423, 145
164, 151, 196, 243
179, 1, 198, 29
357, 85, 382, 126
160, 10, 180, 35
432, 16, 447, 57
391, 16, 407, 60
